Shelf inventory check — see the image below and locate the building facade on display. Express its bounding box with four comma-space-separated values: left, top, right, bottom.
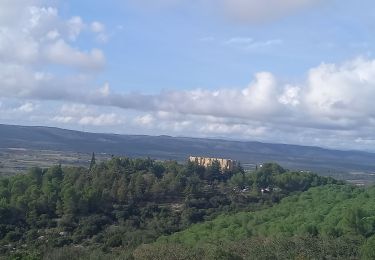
189, 156, 236, 171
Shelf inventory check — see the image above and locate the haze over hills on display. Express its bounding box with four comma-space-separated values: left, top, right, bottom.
0, 124, 375, 184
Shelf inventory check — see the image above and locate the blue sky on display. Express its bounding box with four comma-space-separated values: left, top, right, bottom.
57, 0, 375, 92
1, 0, 375, 151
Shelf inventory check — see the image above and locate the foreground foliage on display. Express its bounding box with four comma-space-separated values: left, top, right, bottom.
0, 157, 345, 259
155, 184, 375, 259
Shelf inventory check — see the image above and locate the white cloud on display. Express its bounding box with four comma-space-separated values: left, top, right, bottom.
98, 83, 111, 97
44, 39, 105, 70
28, 6, 58, 30
199, 122, 266, 137
5, 56, 371, 136
3, 52, 375, 141
0, 1, 108, 102
90, 21, 108, 43
91, 21, 105, 33
0, 0, 40, 24
0, 28, 39, 63
224, 37, 283, 51
17, 102, 36, 113
304, 58, 375, 120
66, 16, 85, 41
224, 37, 254, 45
60, 104, 92, 117
79, 113, 123, 126
0, 63, 36, 95
52, 116, 74, 124
51, 103, 125, 127
71, 57, 375, 147
45, 29, 60, 40
278, 85, 300, 106
134, 114, 155, 126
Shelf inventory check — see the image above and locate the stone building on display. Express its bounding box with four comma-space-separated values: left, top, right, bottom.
189, 156, 236, 171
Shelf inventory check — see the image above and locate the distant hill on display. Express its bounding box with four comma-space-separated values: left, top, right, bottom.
0, 124, 375, 182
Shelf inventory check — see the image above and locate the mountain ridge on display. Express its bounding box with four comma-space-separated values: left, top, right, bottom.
0, 124, 375, 181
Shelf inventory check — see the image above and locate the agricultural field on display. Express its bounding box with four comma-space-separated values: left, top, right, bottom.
0, 148, 110, 177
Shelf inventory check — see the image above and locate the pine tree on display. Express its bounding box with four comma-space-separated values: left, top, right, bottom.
89, 152, 96, 171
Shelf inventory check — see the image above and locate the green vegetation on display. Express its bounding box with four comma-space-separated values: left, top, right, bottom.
152, 184, 375, 259
0, 157, 369, 259
160, 185, 373, 242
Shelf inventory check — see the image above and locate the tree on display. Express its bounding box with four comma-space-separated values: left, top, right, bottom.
62, 186, 79, 215
361, 235, 375, 259
343, 207, 368, 235
229, 172, 246, 189
204, 160, 221, 182
89, 152, 96, 171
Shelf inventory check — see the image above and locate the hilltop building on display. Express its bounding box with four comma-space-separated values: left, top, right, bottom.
189, 156, 236, 171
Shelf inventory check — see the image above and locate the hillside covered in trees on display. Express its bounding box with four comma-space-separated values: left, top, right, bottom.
149, 184, 375, 259
0, 157, 371, 259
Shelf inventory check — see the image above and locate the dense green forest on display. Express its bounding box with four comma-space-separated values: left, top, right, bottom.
1, 156, 372, 259
150, 184, 375, 259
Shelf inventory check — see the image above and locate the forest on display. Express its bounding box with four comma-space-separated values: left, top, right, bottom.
1, 156, 374, 259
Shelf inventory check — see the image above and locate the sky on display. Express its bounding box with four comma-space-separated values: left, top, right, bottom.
1, 0, 375, 151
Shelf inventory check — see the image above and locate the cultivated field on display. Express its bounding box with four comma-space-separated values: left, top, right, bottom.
0, 148, 110, 177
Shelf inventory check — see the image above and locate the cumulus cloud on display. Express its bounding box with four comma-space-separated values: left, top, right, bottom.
278, 85, 300, 106
98, 83, 111, 97
0, 0, 107, 99
17, 102, 37, 113
134, 114, 155, 126
0, 0, 39, 24
2, 57, 375, 151
4, 56, 375, 136
52, 104, 125, 127
85, 57, 375, 138
0, 98, 46, 125
79, 114, 123, 126
172, 58, 375, 131
67, 16, 85, 41
0, 28, 39, 63
90, 21, 108, 43
52, 116, 74, 124
44, 40, 105, 70
304, 58, 375, 119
